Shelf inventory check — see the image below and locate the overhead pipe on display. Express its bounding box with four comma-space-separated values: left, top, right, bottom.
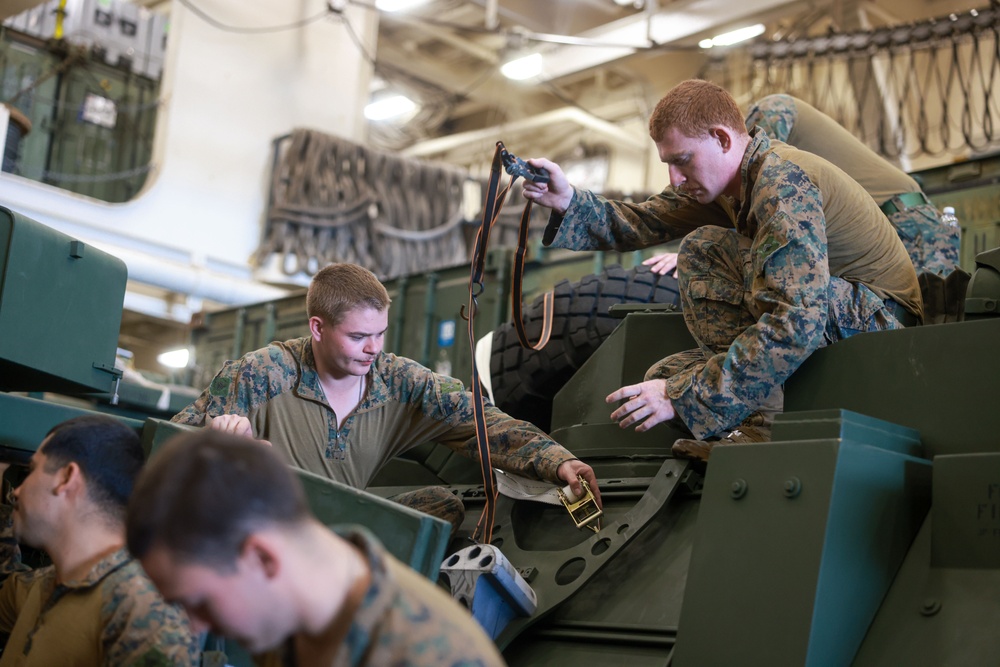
3, 176, 290, 308
88, 240, 290, 307
402, 105, 648, 158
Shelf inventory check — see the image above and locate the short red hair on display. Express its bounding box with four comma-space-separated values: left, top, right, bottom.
648, 79, 747, 141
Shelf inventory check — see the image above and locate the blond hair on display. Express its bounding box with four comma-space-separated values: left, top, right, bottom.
306, 263, 391, 325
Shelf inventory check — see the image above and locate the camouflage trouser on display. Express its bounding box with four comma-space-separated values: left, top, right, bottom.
390, 486, 465, 535
645, 225, 903, 437
889, 203, 961, 277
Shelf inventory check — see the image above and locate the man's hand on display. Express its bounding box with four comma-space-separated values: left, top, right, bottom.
521, 158, 574, 214
556, 459, 602, 509
206, 414, 253, 437
642, 252, 679, 276
206, 415, 273, 446
607, 379, 676, 432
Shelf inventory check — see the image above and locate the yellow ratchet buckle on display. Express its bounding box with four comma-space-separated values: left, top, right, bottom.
558, 476, 602, 533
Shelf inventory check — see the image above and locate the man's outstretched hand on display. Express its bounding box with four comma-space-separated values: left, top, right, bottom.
520, 158, 574, 214
642, 252, 678, 276
206, 414, 272, 447
607, 379, 676, 432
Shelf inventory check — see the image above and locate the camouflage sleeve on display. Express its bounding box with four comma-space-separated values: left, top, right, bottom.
543, 187, 734, 251
441, 388, 576, 483
392, 358, 576, 483
102, 565, 201, 667
475, 402, 577, 483
745, 94, 796, 143
0, 504, 29, 634
669, 160, 830, 439
170, 358, 250, 426
0, 504, 23, 578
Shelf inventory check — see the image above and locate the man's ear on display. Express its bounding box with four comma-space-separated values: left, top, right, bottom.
710, 126, 734, 152
308, 316, 324, 342
241, 533, 282, 581
53, 461, 84, 498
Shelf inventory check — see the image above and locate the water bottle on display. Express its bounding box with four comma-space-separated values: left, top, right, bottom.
940, 206, 959, 228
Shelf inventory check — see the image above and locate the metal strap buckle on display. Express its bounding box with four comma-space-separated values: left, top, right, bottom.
558, 476, 603, 533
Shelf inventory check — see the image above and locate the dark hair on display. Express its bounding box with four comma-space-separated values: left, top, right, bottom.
126, 430, 311, 569
41, 415, 144, 521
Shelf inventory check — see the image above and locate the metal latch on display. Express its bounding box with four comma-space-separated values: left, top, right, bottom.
92, 362, 124, 405
558, 476, 602, 533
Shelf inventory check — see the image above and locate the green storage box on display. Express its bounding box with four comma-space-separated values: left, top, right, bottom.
0, 206, 126, 393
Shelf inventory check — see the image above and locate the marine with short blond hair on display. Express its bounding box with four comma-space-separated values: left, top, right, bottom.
173, 262, 601, 531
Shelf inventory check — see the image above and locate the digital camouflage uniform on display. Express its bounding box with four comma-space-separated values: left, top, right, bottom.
254, 527, 506, 667
173, 340, 577, 531
0, 506, 199, 666
545, 128, 921, 440
746, 94, 960, 276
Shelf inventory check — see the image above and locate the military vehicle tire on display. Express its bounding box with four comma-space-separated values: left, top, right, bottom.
489, 264, 680, 432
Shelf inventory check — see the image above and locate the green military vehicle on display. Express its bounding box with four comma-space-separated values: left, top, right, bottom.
2, 200, 999, 666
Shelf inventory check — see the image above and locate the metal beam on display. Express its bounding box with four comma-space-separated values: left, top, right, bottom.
402, 104, 648, 157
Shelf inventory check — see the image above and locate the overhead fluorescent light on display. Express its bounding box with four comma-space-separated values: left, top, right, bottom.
375, 0, 430, 11
365, 94, 417, 121
699, 23, 765, 48
157, 348, 190, 369
501, 53, 543, 80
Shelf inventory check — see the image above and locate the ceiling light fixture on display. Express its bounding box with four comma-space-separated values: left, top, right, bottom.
364, 94, 417, 121
375, 0, 430, 11
698, 23, 766, 49
501, 53, 543, 80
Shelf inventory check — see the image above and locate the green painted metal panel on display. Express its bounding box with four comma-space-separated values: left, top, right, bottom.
140, 417, 195, 459
855, 501, 1000, 665
785, 319, 1000, 459
674, 410, 931, 667
965, 247, 1000, 317
0, 206, 126, 393
930, 453, 1000, 569
0, 392, 144, 456
142, 419, 450, 581
107, 380, 200, 416
550, 310, 694, 435
772, 409, 923, 458
503, 634, 675, 665
296, 469, 450, 581
524, 499, 696, 660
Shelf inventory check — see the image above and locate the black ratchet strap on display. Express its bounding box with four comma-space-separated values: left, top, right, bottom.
466, 141, 554, 544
